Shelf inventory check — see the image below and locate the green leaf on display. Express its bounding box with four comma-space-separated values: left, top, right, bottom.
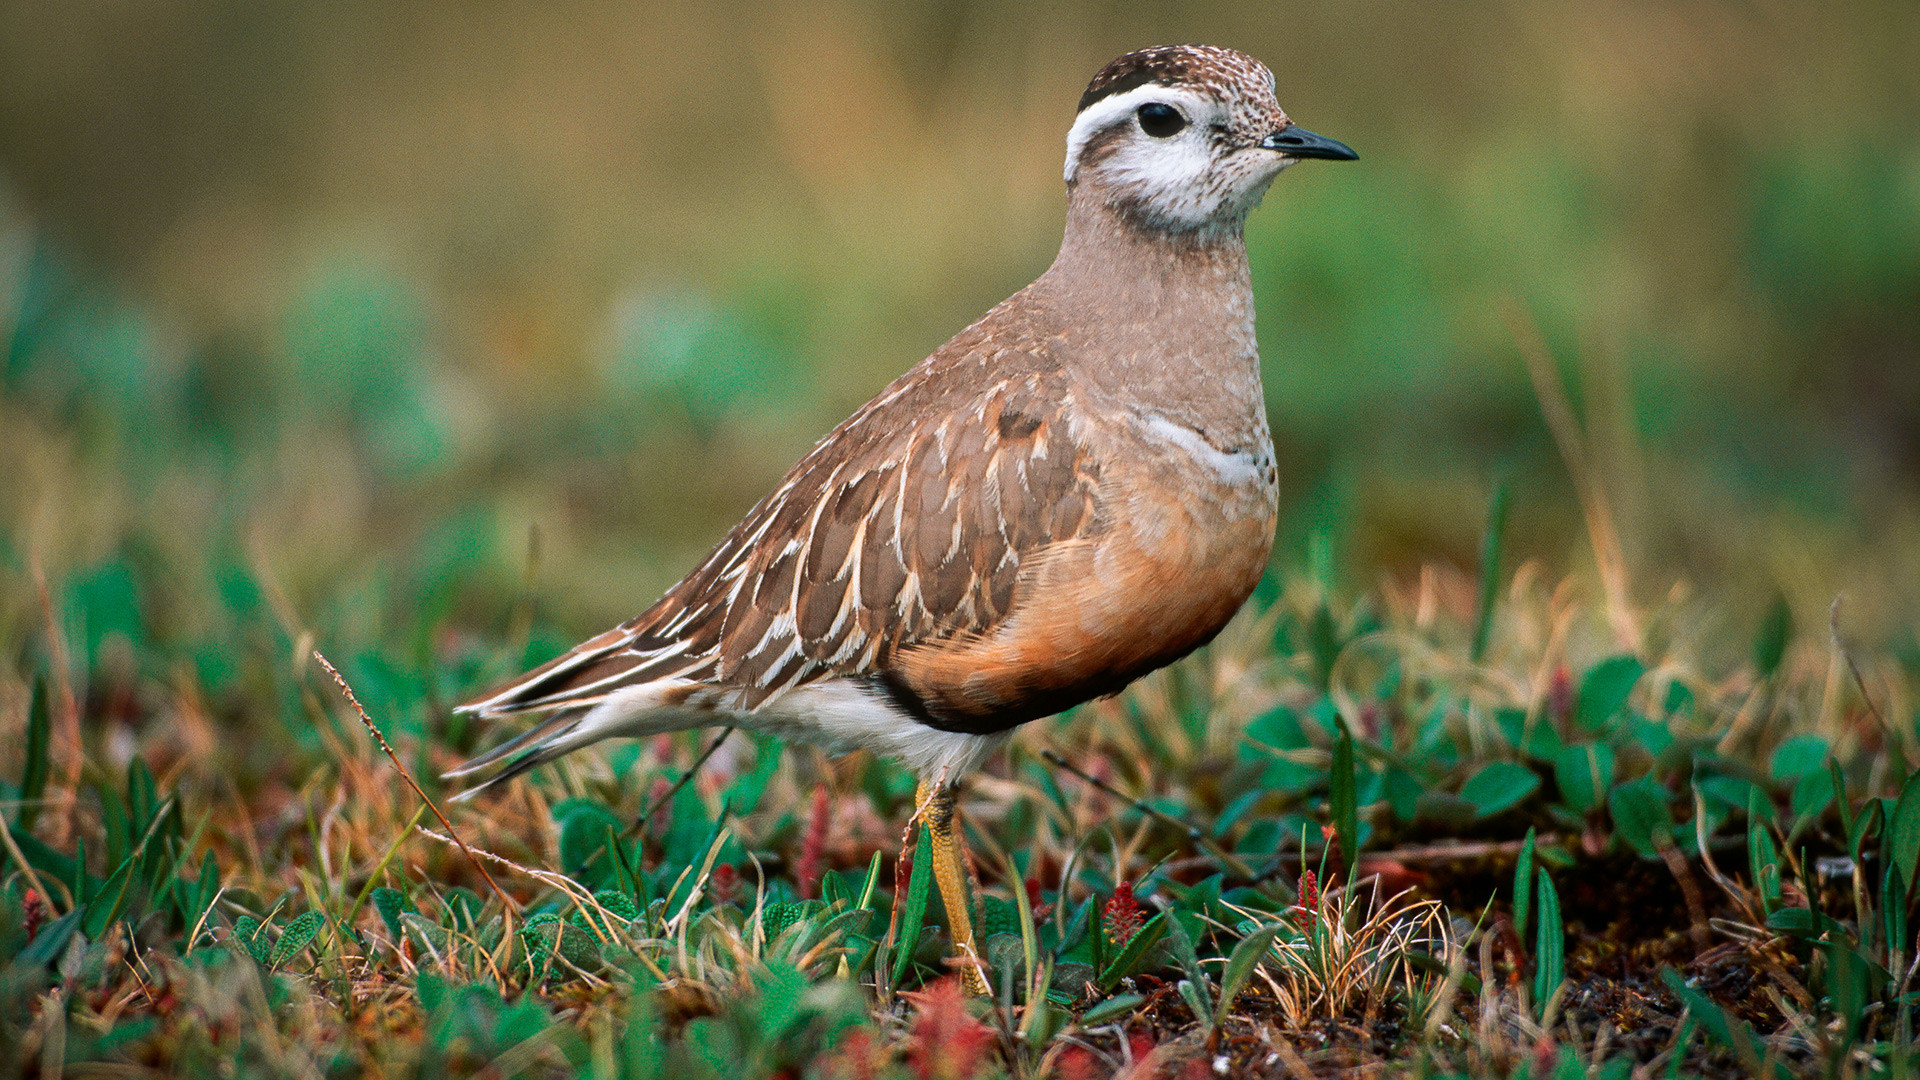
621, 976, 663, 1080
270, 911, 325, 969
1696, 773, 1757, 813
233, 915, 271, 964
1849, 798, 1883, 861
127, 757, 158, 841
1097, 911, 1169, 993
756, 960, 808, 1040
442, 887, 484, 933
1748, 794, 1784, 916
1893, 769, 1920, 891
1245, 706, 1310, 751
1059, 895, 1098, 966
82, 856, 137, 940
521, 912, 563, 979
591, 889, 641, 923
1828, 758, 1854, 840
1662, 680, 1696, 717
759, 901, 813, 940
372, 887, 416, 939
18, 908, 82, 969
1659, 967, 1783, 1077
1575, 656, 1644, 733
1216, 923, 1282, 1021
1823, 940, 1873, 1041
1165, 909, 1208, 1004
1308, 603, 1340, 689
1767, 735, 1829, 781
1533, 869, 1564, 1015
556, 800, 625, 884
1494, 707, 1562, 761
605, 824, 640, 899
1513, 827, 1538, 942
1764, 907, 1849, 939
1470, 481, 1510, 663
101, 786, 130, 873
1079, 993, 1144, 1026
1883, 860, 1907, 975
1330, 719, 1359, 878
857, 850, 884, 910
1553, 744, 1614, 815
891, 825, 933, 986
1608, 777, 1676, 858
19, 677, 49, 831
554, 914, 606, 970
1176, 978, 1213, 1026
1460, 762, 1539, 818
185, 850, 220, 937
985, 932, 1026, 983
1789, 768, 1834, 822
1752, 594, 1792, 678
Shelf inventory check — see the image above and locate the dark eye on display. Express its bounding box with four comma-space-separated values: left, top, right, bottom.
1136, 102, 1186, 138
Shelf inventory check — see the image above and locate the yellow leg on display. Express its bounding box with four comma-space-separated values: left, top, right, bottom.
918, 778, 991, 996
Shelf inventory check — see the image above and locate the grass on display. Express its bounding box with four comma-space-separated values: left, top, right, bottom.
4, 504, 1920, 1078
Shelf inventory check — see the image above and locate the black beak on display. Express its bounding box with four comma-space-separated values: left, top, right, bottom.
1260, 125, 1358, 161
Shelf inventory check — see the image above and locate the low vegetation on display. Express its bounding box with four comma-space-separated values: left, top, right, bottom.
5, 516, 1919, 1077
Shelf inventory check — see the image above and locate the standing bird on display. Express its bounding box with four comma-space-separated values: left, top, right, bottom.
449, 44, 1355, 992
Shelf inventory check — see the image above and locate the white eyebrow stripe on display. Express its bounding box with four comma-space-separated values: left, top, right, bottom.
1064, 85, 1211, 181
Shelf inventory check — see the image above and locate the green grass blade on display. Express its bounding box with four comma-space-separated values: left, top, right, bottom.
1217, 923, 1282, 1021
1659, 967, 1782, 1078
1533, 868, 1564, 1016
1470, 480, 1510, 663
1096, 911, 1168, 993
1513, 826, 1537, 942
1830, 757, 1854, 840
81, 855, 137, 940
891, 824, 932, 986
1331, 719, 1359, 880
344, 804, 427, 939
1165, 913, 1211, 1024
856, 850, 883, 911
1892, 768, 1920, 892
1753, 595, 1792, 679
19, 676, 49, 831
1080, 993, 1144, 1026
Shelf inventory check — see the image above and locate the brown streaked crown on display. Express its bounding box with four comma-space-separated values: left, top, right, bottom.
1076, 44, 1275, 114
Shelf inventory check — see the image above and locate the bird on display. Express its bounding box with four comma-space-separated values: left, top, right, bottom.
448, 43, 1355, 993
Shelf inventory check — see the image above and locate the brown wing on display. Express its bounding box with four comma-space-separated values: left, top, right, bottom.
456, 359, 1102, 724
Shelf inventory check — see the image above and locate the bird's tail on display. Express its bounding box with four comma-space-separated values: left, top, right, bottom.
444, 677, 715, 801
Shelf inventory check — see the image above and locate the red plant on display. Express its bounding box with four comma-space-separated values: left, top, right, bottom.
1549, 664, 1573, 727
1026, 877, 1053, 923
1053, 1044, 1102, 1080
20, 889, 44, 941
1104, 881, 1143, 945
796, 783, 831, 900
819, 1027, 878, 1080
903, 977, 997, 1080
1292, 869, 1320, 933
708, 863, 739, 906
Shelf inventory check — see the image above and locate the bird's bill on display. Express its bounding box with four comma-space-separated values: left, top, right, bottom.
1260, 125, 1358, 160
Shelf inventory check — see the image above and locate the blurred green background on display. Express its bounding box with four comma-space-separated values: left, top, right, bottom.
1, 0, 1917, 741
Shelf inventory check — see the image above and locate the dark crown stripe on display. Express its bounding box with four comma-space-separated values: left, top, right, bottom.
1075, 45, 1208, 114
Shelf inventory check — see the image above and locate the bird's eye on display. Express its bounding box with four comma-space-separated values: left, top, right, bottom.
1136, 103, 1186, 138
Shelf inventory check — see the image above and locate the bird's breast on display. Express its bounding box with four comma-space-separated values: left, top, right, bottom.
889, 407, 1277, 730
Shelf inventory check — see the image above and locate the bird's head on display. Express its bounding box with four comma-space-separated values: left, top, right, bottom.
1065, 45, 1356, 237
